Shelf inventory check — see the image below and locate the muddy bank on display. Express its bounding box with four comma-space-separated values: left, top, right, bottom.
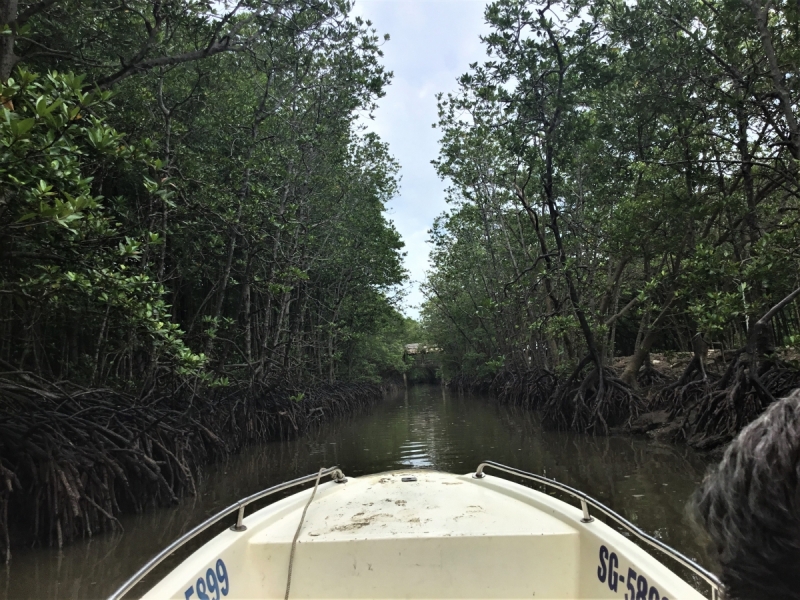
448, 349, 800, 451
0, 372, 384, 561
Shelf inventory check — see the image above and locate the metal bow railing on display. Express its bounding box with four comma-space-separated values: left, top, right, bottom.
473, 460, 721, 600
109, 461, 721, 600
107, 466, 346, 600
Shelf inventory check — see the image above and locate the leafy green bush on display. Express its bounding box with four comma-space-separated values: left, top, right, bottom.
0, 70, 204, 381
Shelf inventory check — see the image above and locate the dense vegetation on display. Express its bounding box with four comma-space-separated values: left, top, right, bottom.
424, 0, 800, 446
0, 0, 410, 557
0, 0, 409, 389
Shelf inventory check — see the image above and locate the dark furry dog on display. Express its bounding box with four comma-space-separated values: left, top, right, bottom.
693, 389, 800, 600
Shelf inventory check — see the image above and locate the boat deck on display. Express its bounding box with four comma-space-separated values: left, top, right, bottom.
252, 470, 579, 598
140, 469, 708, 599
261, 469, 576, 540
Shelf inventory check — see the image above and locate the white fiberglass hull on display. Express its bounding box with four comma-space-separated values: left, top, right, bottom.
136, 469, 710, 600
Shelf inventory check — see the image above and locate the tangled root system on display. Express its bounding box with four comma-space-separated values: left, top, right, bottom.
542, 364, 645, 434
0, 369, 382, 561
655, 355, 716, 410
667, 353, 800, 450
446, 373, 493, 394
490, 368, 558, 408
636, 364, 668, 389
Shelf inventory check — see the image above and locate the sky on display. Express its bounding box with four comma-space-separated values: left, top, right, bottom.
350, 0, 492, 319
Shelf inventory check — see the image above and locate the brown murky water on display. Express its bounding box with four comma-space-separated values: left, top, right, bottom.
0, 385, 715, 599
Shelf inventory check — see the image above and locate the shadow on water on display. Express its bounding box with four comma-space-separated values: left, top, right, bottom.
0, 384, 714, 599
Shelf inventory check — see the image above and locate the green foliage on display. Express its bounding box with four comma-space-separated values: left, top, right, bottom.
344, 312, 421, 383
0, 1, 406, 389
424, 0, 800, 379
0, 69, 205, 379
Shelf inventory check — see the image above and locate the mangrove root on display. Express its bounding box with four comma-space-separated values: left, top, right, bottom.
669, 353, 800, 450
0, 371, 383, 562
490, 368, 558, 408
542, 365, 645, 434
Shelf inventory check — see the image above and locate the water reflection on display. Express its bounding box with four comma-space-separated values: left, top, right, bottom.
0, 385, 714, 599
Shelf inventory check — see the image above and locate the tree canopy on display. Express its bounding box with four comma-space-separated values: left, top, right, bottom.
424, 0, 800, 441
0, 0, 410, 390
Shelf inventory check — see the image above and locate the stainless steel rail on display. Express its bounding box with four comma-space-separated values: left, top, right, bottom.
474, 460, 721, 600
108, 466, 346, 600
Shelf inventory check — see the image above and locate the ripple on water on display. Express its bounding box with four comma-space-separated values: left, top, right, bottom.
0, 384, 716, 600
399, 440, 433, 467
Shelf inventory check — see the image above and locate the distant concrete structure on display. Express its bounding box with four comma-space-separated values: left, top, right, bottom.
403, 343, 442, 386
404, 343, 441, 356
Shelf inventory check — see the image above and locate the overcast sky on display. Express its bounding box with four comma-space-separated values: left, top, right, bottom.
350, 0, 491, 319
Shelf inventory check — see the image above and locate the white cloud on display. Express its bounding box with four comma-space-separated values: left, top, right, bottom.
352, 0, 491, 319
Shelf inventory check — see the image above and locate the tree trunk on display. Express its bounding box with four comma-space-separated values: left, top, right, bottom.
620, 296, 676, 386
204, 199, 240, 357
241, 254, 253, 365
744, 0, 800, 159
0, 1, 17, 83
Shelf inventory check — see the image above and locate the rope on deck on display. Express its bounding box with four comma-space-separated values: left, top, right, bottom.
285, 467, 325, 599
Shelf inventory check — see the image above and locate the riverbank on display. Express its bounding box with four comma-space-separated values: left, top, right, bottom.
0, 374, 385, 561
449, 350, 800, 451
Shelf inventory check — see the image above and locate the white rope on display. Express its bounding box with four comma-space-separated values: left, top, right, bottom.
284, 468, 325, 600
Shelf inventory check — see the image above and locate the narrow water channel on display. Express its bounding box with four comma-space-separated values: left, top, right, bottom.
1, 385, 715, 599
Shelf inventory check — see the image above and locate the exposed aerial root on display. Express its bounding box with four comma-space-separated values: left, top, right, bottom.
542, 363, 645, 434
446, 374, 493, 394
760, 363, 800, 399
668, 353, 800, 450
655, 354, 716, 411
636, 364, 668, 389
490, 368, 558, 408
0, 370, 382, 561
